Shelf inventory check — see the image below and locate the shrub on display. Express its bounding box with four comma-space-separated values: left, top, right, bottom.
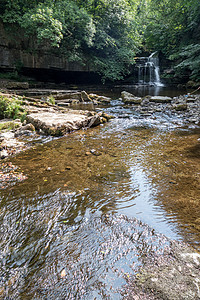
0, 95, 27, 121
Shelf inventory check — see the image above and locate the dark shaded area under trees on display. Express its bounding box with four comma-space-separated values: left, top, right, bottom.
0, 0, 200, 83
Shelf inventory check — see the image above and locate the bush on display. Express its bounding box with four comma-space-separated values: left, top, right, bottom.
0, 95, 27, 121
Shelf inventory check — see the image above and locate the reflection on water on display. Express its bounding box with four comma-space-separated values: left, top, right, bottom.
0, 89, 200, 298
79, 83, 191, 98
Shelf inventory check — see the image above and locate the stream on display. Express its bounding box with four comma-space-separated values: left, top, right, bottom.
0, 85, 200, 299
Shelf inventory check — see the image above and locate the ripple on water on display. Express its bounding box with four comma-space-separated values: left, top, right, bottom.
0, 199, 171, 299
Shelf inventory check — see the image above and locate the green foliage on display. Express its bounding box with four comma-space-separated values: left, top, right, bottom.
0, 0, 142, 81
21, 5, 63, 48
1, 0, 200, 82
46, 95, 55, 105
143, 0, 200, 81
170, 44, 200, 80
0, 72, 20, 81
0, 96, 26, 121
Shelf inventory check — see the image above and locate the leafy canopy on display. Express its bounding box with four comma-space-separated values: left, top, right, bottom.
1, 0, 200, 81
1, 0, 142, 81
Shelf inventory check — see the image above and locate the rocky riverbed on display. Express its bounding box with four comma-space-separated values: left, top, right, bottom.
121, 91, 200, 125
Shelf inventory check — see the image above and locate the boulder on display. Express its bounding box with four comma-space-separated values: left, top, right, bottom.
121, 91, 142, 104
14, 123, 35, 137
149, 96, 172, 103
55, 91, 92, 103
96, 96, 111, 104
55, 92, 82, 101
81, 91, 92, 102
173, 103, 188, 111
89, 93, 111, 104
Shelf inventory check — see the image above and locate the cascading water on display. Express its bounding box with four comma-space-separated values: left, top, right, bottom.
136, 52, 163, 86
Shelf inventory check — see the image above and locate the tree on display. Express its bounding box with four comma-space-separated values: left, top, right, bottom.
143, 0, 200, 81
0, 0, 143, 81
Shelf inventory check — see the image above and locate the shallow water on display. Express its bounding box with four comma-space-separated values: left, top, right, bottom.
0, 86, 200, 298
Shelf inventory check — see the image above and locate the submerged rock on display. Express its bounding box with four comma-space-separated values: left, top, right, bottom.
123, 240, 200, 300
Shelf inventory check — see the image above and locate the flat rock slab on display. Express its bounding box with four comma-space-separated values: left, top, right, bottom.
26, 111, 103, 136
149, 96, 172, 103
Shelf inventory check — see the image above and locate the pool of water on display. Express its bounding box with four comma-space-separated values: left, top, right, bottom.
0, 86, 200, 298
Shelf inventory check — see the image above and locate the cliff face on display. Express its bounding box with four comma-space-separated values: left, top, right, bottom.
0, 21, 91, 73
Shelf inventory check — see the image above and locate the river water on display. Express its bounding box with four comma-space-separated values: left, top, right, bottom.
0, 85, 200, 299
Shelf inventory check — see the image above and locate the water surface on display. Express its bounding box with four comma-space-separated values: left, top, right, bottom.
0, 87, 200, 298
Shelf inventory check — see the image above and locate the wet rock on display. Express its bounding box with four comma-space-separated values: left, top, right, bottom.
14, 123, 35, 137
85, 151, 92, 156
89, 93, 111, 104
149, 96, 172, 103
81, 91, 92, 102
121, 91, 142, 104
90, 149, 102, 156
0, 149, 8, 159
65, 166, 71, 170
55, 92, 82, 101
96, 96, 111, 104
100, 112, 115, 121
186, 96, 196, 102
173, 103, 188, 111
87, 114, 101, 127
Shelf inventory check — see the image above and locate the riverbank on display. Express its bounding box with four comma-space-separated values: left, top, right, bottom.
0, 89, 113, 188
0, 90, 113, 158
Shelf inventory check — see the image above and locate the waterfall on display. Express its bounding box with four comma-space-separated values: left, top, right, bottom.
136, 52, 163, 86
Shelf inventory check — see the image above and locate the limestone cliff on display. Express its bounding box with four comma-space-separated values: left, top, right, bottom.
0, 21, 91, 73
